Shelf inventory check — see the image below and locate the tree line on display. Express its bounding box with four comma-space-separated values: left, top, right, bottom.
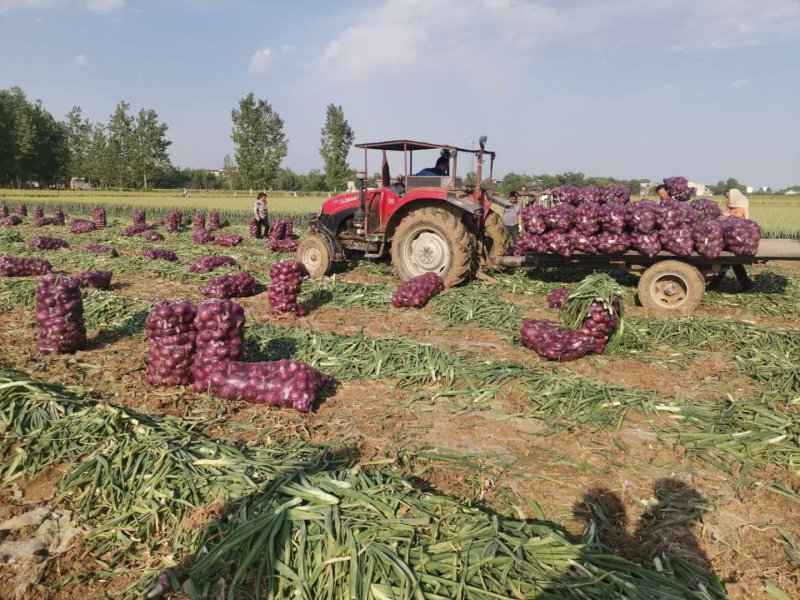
3, 86, 787, 195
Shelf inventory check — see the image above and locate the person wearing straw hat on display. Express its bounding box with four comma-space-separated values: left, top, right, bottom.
709, 189, 754, 291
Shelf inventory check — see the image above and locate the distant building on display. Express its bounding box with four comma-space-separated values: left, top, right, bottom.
688, 181, 712, 196
68, 177, 90, 190
208, 169, 223, 178
746, 186, 754, 194
786, 190, 799, 196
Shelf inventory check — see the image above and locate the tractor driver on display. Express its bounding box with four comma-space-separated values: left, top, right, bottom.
415, 156, 449, 177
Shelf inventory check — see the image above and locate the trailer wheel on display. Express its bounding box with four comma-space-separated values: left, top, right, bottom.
297, 234, 332, 279
638, 260, 705, 315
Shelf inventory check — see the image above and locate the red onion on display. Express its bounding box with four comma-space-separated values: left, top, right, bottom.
595, 232, 630, 254
570, 230, 598, 254
190, 255, 237, 274
36, 275, 86, 355
626, 200, 658, 234
194, 226, 214, 244
543, 204, 575, 232
141, 229, 165, 242
208, 359, 330, 413
551, 185, 581, 205
30, 236, 70, 250
722, 217, 760, 256
542, 229, 573, 257
0, 256, 52, 277
657, 198, 691, 230
268, 260, 307, 315
391, 272, 444, 308
574, 202, 601, 235
576, 185, 600, 205
16, 204, 27, 217
141, 248, 178, 262
202, 271, 257, 299
70, 218, 96, 234
166, 211, 182, 233
547, 287, 570, 309
192, 299, 245, 392
91, 207, 106, 228
0, 216, 21, 227
599, 183, 630, 204
193, 213, 206, 229
77, 270, 113, 290
521, 205, 547, 235
659, 225, 694, 256
51, 208, 65, 226
249, 218, 259, 238
520, 319, 595, 362
690, 199, 721, 221
132, 210, 146, 225
516, 232, 548, 254
598, 203, 627, 235
692, 220, 724, 258
83, 244, 118, 257
268, 218, 298, 251
146, 299, 197, 387
209, 210, 221, 230
663, 176, 694, 202
629, 231, 662, 257
214, 234, 243, 247
122, 222, 151, 237
0, 205, 7, 219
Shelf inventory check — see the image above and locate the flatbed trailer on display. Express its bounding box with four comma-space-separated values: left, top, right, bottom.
495, 238, 800, 314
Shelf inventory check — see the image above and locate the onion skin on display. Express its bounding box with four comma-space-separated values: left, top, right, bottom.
391, 272, 444, 308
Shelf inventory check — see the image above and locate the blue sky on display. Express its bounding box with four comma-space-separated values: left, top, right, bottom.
1, 0, 799, 188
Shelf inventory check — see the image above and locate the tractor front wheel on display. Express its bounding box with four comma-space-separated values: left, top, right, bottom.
391, 207, 475, 287
297, 234, 332, 279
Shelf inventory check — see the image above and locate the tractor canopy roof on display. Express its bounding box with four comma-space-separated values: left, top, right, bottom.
354, 139, 495, 156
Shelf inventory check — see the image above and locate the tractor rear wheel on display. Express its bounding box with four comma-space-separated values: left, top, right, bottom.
391, 207, 475, 287
297, 234, 332, 279
480, 211, 512, 270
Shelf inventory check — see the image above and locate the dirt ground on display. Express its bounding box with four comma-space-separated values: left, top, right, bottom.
0, 243, 798, 598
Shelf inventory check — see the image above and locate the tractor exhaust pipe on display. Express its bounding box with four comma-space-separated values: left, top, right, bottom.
354, 171, 366, 234
472, 135, 487, 203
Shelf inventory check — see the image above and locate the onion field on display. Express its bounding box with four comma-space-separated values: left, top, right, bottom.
0, 199, 799, 599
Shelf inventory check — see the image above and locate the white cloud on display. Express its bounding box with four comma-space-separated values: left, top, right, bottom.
83, 0, 124, 11
318, 0, 800, 84
73, 53, 88, 68
248, 47, 273, 74
280, 44, 296, 54
730, 78, 752, 88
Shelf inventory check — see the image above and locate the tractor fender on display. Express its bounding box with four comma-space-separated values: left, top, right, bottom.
312, 215, 347, 261
384, 193, 482, 242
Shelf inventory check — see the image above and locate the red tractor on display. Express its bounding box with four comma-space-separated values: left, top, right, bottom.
297, 137, 511, 286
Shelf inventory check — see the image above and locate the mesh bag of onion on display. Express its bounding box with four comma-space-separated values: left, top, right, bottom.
201, 271, 257, 299
146, 300, 197, 387
209, 359, 330, 413
0, 205, 7, 218
268, 260, 307, 316
194, 226, 214, 244
559, 273, 625, 354
692, 220, 724, 258
16, 204, 27, 217
0, 256, 52, 277
547, 287, 570, 309
83, 244, 117, 257
190, 255, 237, 274
391, 272, 444, 308
36, 275, 86, 355
209, 210, 221, 230
166, 211, 183, 233
249, 218, 259, 238
77, 270, 113, 290
0, 216, 21, 227
520, 319, 596, 362
30, 236, 70, 250
722, 216, 761, 256
141, 248, 178, 262
192, 299, 245, 392
194, 212, 206, 229
141, 229, 165, 242
122, 222, 150, 237
70, 218, 96, 234
214, 234, 243, 247
91, 207, 107, 228
52, 208, 65, 226
132, 209, 146, 225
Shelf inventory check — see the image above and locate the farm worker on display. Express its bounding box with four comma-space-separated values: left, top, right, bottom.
502, 191, 521, 243
253, 192, 270, 239
708, 189, 754, 292
415, 156, 449, 177
655, 184, 670, 200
